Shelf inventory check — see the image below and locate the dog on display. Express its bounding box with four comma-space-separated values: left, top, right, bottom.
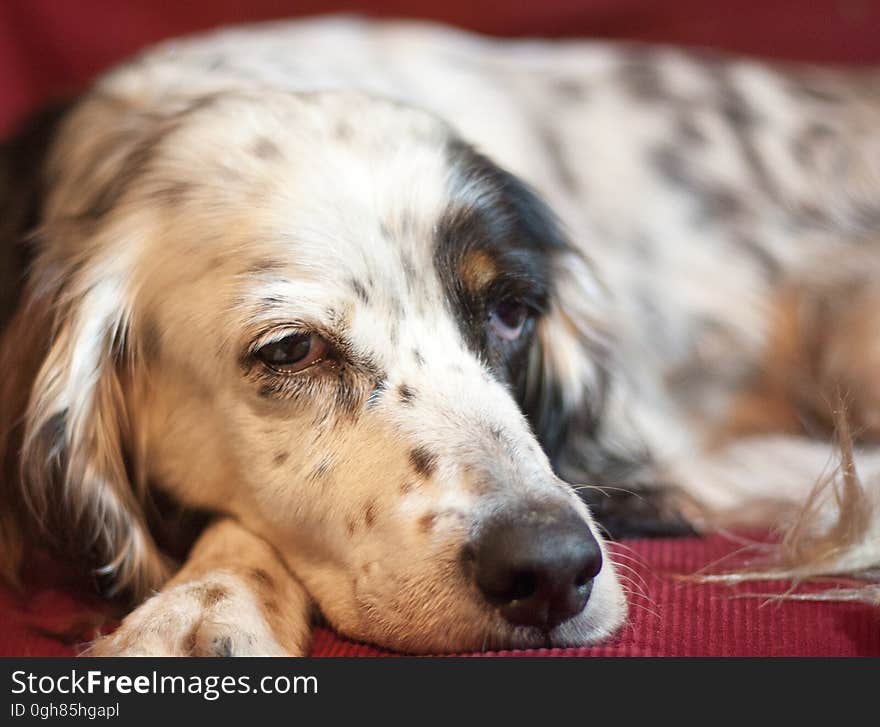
1, 16, 879, 655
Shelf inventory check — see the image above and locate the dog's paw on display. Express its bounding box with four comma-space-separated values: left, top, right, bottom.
85, 571, 308, 656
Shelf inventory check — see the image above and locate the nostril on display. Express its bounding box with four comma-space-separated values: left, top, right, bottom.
506, 570, 538, 602
467, 504, 603, 630
480, 568, 538, 605
575, 549, 603, 588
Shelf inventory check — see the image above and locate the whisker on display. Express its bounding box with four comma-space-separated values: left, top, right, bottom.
609, 559, 651, 595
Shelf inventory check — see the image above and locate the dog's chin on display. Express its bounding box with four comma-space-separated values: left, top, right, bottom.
325, 570, 628, 654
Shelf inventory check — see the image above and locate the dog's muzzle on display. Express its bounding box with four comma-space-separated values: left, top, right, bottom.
462, 502, 603, 630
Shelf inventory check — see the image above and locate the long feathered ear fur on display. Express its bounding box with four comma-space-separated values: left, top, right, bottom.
518, 237, 695, 537
0, 100, 169, 599
17, 257, 168, 598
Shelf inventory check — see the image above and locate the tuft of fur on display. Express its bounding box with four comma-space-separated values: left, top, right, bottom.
692, 405, 880, 603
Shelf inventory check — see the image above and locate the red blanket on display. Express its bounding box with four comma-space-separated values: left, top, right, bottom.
3, 534, 877, 657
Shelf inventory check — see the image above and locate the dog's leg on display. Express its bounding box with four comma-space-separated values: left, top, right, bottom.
87, 519, 312, 656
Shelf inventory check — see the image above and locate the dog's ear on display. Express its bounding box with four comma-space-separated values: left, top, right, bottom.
517, 247, 610, 465
0, 98, 171, 597
516, 240, 696, 537
8, 254, 169, 598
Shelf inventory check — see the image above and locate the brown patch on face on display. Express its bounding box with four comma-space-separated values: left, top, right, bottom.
183, 625, 199, 654
273, 450, 290, 465
250, 568, 274, 588
308, 456, 332, 483
245, 258, 287, 276
200, 584, 229, 607
364, 501, 378, 528
399, 480, 417, 495
417, 512, 436, 533
409, 447, 438, 478
459, 249, 497, 293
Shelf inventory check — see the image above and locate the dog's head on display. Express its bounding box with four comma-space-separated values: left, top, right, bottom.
7, 89, 625, 652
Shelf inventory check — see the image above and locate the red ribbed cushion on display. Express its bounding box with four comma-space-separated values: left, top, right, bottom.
3, 534, 877, 657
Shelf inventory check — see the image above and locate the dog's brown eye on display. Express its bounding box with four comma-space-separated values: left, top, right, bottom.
256, 333, 328, 373
489, 300, 529, 341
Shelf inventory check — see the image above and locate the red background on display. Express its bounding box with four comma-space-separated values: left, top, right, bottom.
2, 0, 880, 135
1, 1, 879, 656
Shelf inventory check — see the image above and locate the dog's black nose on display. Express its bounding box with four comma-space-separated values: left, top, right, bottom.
467, 506, 602, 630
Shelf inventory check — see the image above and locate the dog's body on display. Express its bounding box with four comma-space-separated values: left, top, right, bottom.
2, 17, 879, 655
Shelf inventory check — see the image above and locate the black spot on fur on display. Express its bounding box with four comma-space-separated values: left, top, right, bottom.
398, 383, 416, 405
707, 65, 779, 201
349, 278, 370, 305
534, 122, 579, 194
617, 49, 669, 103
651, 145, 691, 189
733, 234, 781, 277
675, 115, 707, 146
213, 636, 234, 657
335, 120, 353, 140
790, 122, 835, 168
413, 349, 424, 367
409, 447, 437, 478
273, 450, 290, 465
788, 79, 843, 105
552, 78, 588, 101
252, 137, 282, 160
400, 249, 417, 291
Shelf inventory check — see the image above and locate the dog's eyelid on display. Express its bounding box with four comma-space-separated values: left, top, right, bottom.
483, 283, 549, 317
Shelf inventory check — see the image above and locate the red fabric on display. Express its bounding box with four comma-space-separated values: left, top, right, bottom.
3, 534, 878, 657
2, 0, 880, 135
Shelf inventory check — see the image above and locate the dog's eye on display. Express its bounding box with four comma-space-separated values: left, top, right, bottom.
488, 300, 529, 341
255, 333, 329, 373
